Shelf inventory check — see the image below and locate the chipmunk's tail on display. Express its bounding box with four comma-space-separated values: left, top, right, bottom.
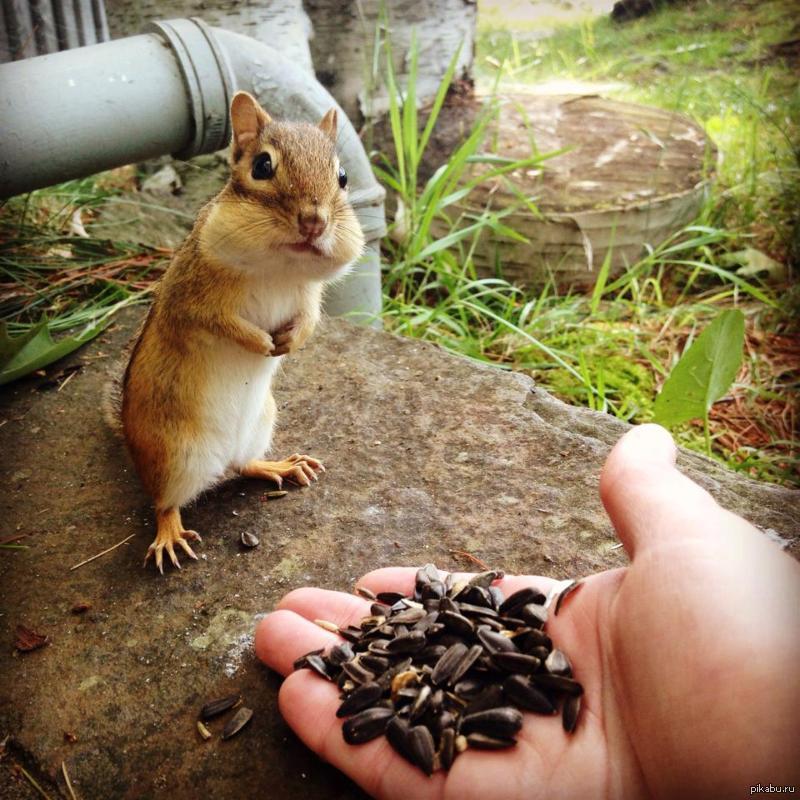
102, 358, 125, 438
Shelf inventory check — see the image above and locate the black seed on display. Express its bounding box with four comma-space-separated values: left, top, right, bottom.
389, 607, 427, 625
514, 628, 552, 653
503, 675, 557, 714
221, 706, 253, 739
532, 673, 584, 696
450, 644, 484, 684
476, 616, 506, 631
431, 709, 456, 738
421, 580, 446, 601
386, 630, 427, 654
438, 596, 459, 614
342, 707, 394, 744
339, 625, 363, 644
376, 592, 406, 605
410, 684, 432, 719
386, 716, 411, 758
477, 628, 519, 654
464, 684, 505, 715
488, 586, 505, 609
467, 570, 504, 588
342, 660, 375, 684
466, 732, 517, 750
563, 693, 581, 733
293, 649, 323, 672
439, 728, 456, 770
461, 707, 523, 738
360, 654, 391, 673
453, 677, 485, 698
370, 602, 392, 616
458, 602, 499, 619
499, 586, 547, 615
520, 603, 548, 629
491, 651, 542, 674
328, 642, 355, 666
418, 644, 447, 664
337, 682, 384, 717
407, 725, 436, 775
199, 694, 241, 720
306, 654, 334, 680
554, 580, 583, 616
439, 610, 475, 637
545, 649, 572, 676
431, 643, 468, 686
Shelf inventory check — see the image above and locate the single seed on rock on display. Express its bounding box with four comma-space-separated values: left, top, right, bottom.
199, 694, 241, 721
337, 682, 384, 717
265, 490, 288, 499
197, 720, 212, 740
314, 619, 340, 633
342, 707, 394, 745
502, 675, 557, 715
240, 531, 259, 548
563, 694, 581, 733
221, 707, 253, 740
407, 725, 436, 775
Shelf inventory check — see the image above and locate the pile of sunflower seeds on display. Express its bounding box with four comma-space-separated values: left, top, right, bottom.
293, 564, 583, 775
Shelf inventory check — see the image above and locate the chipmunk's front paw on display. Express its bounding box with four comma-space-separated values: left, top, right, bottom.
240, 453, 325, 487
270, 317, 304, 356
146, 509, 202, 574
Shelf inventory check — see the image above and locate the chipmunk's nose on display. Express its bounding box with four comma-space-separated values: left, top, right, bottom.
297, 206, 328, 240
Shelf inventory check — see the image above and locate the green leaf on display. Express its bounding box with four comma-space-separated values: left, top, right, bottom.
0, 318, 111, 385
653, 309, 745, 427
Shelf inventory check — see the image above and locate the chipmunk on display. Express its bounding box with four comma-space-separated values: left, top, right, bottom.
113, 91, 365, 573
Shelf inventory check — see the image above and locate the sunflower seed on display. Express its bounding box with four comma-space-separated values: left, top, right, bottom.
461, 707, 523, 738
221, 707, 253, 740
532, 673, 584, 695
199, 694, 241, 721
466, 732, 517, 750
519, 603, 548, 629
502, 675, 557, 715
196, 720, 212, 740
342, 707, 393, 744
478, 627, 519, 654
498, 586, 547, 615
240, 531, 259, 548
385, 630, 426, 654
439, 727, 456, 770
545, 648, 572, 676
407, 725, 435, 775
563, 694, 581, 733
431, 643, 468, 686
553, 579, 583, 616
490, 651, 542, 674
337, 682, 384, 717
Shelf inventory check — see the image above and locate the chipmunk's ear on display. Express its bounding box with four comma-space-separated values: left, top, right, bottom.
318, 108, 338, 142
230, 92, 272, 153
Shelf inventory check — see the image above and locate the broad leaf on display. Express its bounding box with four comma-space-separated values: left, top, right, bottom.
653, 309, 745, 427
0, 319, 110, 386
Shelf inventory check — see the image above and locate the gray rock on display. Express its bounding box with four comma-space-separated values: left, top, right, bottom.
0, 308, 796, 798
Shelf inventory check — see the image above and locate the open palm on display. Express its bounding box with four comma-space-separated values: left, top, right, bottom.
255, 426, 800, 799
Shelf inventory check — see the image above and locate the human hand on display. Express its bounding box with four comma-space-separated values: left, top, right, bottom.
255, 424, 800, 799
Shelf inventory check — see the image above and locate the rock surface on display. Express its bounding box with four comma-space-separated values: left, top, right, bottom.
1, 309, 797, 798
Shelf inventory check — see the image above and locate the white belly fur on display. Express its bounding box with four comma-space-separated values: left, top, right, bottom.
165, 277, 302, 508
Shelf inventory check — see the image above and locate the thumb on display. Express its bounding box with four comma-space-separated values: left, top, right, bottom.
599, 424, 722, 558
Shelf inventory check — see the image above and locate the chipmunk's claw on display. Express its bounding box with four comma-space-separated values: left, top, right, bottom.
240, 454, 324, 488
146, 510, 201, 574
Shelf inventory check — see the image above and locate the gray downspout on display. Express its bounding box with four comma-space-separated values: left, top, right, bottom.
0, 17, 385, 322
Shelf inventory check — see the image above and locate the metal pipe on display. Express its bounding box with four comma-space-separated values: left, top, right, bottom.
0, 17, 385, 320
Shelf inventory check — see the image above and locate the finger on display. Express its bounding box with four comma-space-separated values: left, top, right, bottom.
277, 587, 372, 627
279, 670, 444, 800
254, 608, 343, 677
599, 423, 727, 558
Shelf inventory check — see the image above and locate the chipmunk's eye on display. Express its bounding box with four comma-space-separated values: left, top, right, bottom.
252, 153, 274, 180
338, 166, 347, 189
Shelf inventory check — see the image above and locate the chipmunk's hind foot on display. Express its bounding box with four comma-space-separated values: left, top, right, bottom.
240, 454, 324, 488
145, 508, 202, 574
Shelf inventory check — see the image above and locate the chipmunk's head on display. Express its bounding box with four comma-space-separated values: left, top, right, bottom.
205, 91, 364, 281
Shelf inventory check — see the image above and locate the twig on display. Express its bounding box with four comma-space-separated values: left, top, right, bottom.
0, 533, 27, 545
69, 534, 135, 571
61, 761, 78, 800
56, 370, 78, 393
18, 765, 52, 800
449, 549, 490, 570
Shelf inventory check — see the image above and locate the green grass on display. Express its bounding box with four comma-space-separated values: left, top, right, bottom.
378, 0, 799, 486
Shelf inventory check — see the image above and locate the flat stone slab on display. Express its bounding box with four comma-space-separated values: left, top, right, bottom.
1, 310, 797, 798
